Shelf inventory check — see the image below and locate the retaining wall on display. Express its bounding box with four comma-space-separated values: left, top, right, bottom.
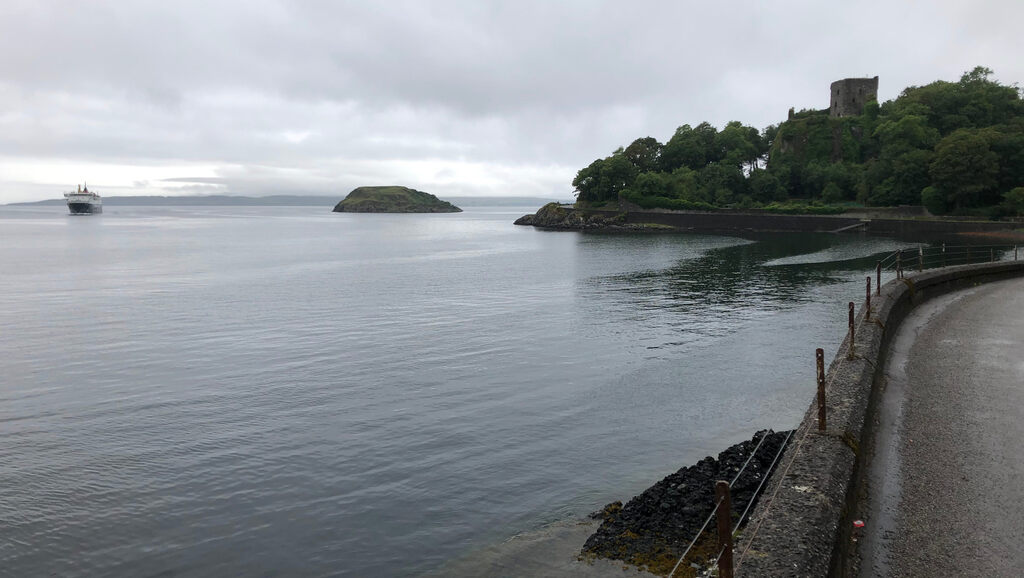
733, 260, 1024, 577
574, 208, 1017, 235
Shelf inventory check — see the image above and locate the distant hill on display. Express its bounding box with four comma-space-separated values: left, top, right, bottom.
333, 186, 461, 213
9, 195, 337, 206
9, 194, 567, 207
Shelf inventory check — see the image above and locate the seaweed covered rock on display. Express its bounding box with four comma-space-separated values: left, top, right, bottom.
581, 430, 790, 575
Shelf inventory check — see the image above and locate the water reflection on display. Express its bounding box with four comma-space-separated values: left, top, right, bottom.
575, 233, 921, 352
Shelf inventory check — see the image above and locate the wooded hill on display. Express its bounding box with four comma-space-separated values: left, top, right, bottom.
572, 67, 1024, 217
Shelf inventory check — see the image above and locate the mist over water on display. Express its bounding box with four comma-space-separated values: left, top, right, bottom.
1, 205, 911, 576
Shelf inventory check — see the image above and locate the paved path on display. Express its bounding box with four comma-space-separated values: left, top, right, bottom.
859, 277, 1024, 577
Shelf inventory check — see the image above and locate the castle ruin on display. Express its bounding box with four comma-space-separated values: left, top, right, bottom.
830, 76, 878, 118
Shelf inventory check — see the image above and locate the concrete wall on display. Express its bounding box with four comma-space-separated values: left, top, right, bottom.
575, 207, 1018, 235
734, 260, 1024, 577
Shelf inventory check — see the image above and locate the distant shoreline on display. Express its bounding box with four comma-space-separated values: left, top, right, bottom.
7, 195, 571, 207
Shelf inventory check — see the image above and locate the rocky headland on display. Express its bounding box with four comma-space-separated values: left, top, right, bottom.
332, 186, 462, 213
514, 202, 671, 231
581, 430, 790, 576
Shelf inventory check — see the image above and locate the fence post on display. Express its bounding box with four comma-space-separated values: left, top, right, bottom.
942, 243, 946, 267
918, 246, 923, 272
990, 248, 995, 262
896, 253, 902, 279
876, 262, 881, 295
715, 481, 734, 578
1016, 245, 1018, 261
966, 246, 970, 264
848, 302, 855, 359
865, 276, 871, 321
817, 348, 826, 432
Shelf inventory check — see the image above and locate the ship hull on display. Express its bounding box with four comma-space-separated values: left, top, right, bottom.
68, 202, 102, 214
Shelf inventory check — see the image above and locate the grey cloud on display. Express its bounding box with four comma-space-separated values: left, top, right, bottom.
1, 0, 1023, 202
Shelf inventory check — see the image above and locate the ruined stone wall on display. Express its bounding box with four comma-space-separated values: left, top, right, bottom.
830, 76, 878, 118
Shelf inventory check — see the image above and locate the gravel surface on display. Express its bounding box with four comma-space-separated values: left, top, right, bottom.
860, 277, 1024, 577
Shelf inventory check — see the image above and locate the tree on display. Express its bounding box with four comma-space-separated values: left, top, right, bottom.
1002, 187, 1024, 215
716, 121, 762, 172
660, 124, 709, 172
921, 186, 947, 215
748, 169, 786, 203
572, 158, 605, 203
929, 129, 999, 210
623, 137, 663, 173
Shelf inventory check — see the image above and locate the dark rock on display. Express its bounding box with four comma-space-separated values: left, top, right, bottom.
581, 430, 791, 574
514, 202, 661, 231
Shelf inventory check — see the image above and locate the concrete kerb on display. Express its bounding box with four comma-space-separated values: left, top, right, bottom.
734, 260, 1024, 577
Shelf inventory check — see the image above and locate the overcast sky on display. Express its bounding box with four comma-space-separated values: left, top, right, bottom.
1, 0, 1022, 203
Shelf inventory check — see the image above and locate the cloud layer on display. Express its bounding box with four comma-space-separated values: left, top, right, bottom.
1, 0, 1022, 202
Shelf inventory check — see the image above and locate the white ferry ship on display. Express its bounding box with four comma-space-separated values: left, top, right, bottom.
64, 184, 103, 214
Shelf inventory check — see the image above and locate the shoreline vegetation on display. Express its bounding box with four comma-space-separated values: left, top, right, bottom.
555, 66, 1023, 224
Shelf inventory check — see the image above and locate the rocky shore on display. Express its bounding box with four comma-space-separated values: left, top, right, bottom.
514, 202, 672, 231
580, 430, 791, 576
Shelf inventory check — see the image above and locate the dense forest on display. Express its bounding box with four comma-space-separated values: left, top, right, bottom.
572, 67, 1024, 217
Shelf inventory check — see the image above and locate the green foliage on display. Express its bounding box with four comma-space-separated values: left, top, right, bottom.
822, 182, 843, 204
759, 202, 847, 215
620, 190, 716, 211
333, 186, 461, 213
921, 186, 947, 215
929, 128, 1000, 209
1002, 187, 1024, 215
571, 67, 1023, 215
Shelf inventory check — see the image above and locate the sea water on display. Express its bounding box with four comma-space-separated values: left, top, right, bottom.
0, 205, 910, 576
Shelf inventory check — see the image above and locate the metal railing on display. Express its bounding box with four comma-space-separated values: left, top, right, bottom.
665, 243, 1020, 578
879, 243, 1019, 279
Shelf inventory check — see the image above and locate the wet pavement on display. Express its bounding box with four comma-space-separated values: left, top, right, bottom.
859, 277, 1024, 577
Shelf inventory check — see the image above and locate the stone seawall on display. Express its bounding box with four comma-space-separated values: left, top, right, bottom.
733, 260, 1024, 577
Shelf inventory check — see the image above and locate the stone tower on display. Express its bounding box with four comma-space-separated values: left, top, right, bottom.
829, 76, 878, 118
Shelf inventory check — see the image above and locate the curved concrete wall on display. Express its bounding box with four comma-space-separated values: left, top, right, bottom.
734, 260, 1024, 577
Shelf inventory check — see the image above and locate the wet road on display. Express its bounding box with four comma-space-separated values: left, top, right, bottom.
860, 277, 1024, 577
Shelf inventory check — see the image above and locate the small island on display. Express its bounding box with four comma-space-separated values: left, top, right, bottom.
332, 186, 462, 213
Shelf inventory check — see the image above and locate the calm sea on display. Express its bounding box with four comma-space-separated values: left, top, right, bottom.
0, 205, 909, 576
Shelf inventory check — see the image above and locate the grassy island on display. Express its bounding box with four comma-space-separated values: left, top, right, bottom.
332, 186, 462, 213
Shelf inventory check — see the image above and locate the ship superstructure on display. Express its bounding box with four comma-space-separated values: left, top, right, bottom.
64, 184, 103, 214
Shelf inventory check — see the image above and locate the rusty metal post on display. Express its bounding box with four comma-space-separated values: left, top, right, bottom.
847, 302, 855, 359
816, 348, 826, 432
865, 276, 871, 321
715, 481, 734, 578
876, 262, 881, 295
918, 246, 923, 272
